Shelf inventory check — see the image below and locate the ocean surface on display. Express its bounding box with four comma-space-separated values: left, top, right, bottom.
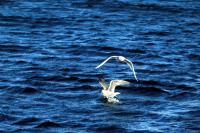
0, 0, 200, 132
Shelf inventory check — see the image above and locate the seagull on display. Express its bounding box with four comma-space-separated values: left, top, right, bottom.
98, 78, 130, 102
96, 56, 138, 81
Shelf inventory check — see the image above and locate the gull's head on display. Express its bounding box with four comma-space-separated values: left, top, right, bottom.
118, 56, 125, 61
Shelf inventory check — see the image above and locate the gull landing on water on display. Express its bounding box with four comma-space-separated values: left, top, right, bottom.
96, 56, 138, 81
99, 78, 130, 103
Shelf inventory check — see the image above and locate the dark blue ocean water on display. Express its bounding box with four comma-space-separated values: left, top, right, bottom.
0, 0, 200, 132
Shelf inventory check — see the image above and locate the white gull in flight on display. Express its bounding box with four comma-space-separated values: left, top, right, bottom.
96, 56, 138, 81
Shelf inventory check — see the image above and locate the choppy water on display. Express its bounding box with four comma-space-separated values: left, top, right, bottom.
0, 0, 200, 132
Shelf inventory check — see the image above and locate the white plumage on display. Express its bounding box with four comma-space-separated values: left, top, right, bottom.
99, 78, 130, 102
96, 56, 138, 81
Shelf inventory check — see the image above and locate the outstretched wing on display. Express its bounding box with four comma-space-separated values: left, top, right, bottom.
95, 56, 118, 69
98, 78, 108, 90
124, 59, 138, 81
108, 80, 130, 92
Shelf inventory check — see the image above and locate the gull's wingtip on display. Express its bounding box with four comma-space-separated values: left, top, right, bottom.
135, 77, 138, 82
95, 65, 100, 69
127, 81, 131, 84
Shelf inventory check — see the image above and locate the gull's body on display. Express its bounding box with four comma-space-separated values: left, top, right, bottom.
99, 78, 130, 101
96, 56, 138, 81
